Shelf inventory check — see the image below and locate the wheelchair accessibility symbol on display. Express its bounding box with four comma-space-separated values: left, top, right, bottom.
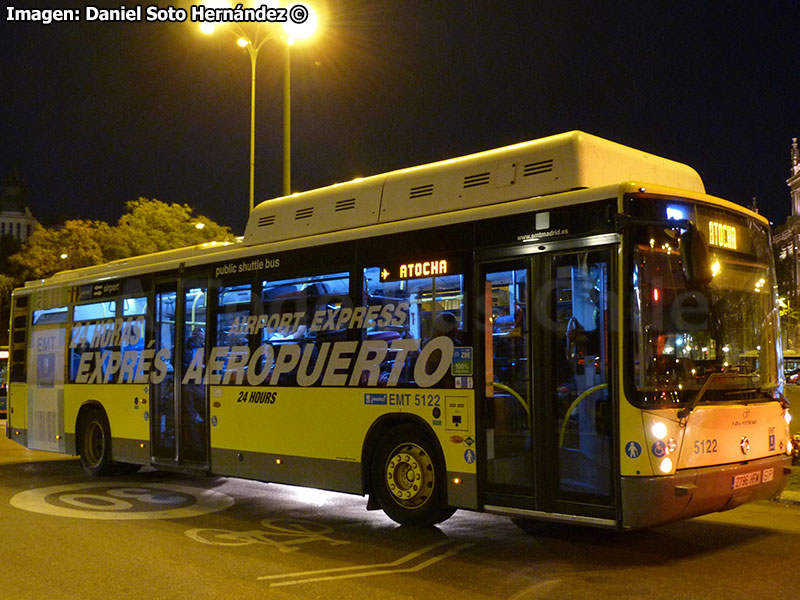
651, 440, 667, 458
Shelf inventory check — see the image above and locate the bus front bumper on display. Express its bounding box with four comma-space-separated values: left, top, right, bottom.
621, 454, 792, 530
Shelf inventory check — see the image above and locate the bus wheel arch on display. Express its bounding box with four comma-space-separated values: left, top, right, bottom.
76, 403, 116, 477
364, 416, 454, 526
76, 403, 141, 477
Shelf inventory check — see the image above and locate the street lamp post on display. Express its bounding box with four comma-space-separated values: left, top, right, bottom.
283, 40, 291, 197
242, 37, 261, 214
201, 3, 318, 213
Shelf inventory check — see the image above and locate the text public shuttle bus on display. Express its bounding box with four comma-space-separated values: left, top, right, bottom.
6, 132, 793, 529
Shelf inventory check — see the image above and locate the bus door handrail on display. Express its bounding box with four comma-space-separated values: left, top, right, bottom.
558, 383, 609, 447
491, 381, 530, 423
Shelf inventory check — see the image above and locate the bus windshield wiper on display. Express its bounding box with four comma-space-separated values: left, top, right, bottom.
677, 372, 756, 420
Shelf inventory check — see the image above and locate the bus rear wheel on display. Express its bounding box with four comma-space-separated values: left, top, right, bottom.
79, 408, 116, 477
370, 424, 454, 527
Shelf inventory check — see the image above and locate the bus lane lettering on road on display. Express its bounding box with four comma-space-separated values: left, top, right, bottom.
183, 516, 472, 585
185, 517, 349, 553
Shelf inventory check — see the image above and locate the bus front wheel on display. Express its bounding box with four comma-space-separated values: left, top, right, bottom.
79, 408, 116, 477
370, 424, 454, 527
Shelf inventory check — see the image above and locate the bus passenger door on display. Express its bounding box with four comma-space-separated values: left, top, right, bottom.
152, 282, 177, 463
482, 261, 535, 498
180, 281, 209, 465
151, 278, 210, 468
544, 247, 615, 516
480, 245, 617, 523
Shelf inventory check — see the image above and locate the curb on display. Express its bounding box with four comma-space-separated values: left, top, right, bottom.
776, 489, 800, 505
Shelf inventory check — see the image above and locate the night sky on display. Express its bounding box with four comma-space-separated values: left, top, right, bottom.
2, 1, 799, 235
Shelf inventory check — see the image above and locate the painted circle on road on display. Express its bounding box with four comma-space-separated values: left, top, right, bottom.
10, 482, 234, 520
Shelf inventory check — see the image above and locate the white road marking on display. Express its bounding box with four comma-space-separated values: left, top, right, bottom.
10, 482, 234, 520
185, 518, 349, 552
258, 539, 473, 586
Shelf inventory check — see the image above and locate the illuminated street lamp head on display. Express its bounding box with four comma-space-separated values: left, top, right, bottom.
198, 0, 233, 34
283, 3, 318, 45
237, 38, 250, 47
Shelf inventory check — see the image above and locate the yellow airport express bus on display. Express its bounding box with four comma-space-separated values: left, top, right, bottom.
6, 132, 793, 529
0, 346, 7, 419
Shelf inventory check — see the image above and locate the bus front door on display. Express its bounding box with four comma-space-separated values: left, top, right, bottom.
480, 244, 617, 525
151, 279, 210, 469
482, 261, 534, 497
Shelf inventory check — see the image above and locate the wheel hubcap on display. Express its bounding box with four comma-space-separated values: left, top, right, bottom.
385, 443, 434, 509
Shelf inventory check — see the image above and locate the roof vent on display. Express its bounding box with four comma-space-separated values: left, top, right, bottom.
409, 184, 434, 199
523, 159, 554, 176
463, 172, 491, 188
295, 207, 314, 220
258, 215, 276, 227
335, 198, 357, 212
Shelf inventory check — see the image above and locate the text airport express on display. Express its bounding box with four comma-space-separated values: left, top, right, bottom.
68, 302, 409, 349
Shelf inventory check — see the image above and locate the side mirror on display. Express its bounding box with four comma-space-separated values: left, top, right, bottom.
680, 227, 713, 287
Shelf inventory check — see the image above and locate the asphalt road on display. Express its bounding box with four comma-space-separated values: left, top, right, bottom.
2, 422, 799, 600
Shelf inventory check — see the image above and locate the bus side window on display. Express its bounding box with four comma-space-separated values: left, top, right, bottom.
363, 266, 465, 387
217, 284, 252, 347
260, 272, 350, 385
119, 297, 146, 383
70, 300, 117, 383
261, 272, 350, 344
214, 283, 253, 384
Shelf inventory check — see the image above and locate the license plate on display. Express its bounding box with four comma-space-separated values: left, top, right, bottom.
732, 471, 761, 490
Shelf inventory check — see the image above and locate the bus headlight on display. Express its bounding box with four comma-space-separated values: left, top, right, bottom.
643, 414, 683, 475
785, 410, 792, 425
651, 421, 668, 439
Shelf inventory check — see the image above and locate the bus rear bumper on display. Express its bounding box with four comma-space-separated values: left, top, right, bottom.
6, 426, 27, 446
621, 454, 791, 530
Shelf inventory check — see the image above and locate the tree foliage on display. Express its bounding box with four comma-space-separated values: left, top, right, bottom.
12, 220, 109, 279
107, 198, 233, 261
7, 198, 234, 283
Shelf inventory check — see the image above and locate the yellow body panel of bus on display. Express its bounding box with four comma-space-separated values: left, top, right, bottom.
7, 383, 28, 431
63, 384, 150, 442
209, 386, 477, 474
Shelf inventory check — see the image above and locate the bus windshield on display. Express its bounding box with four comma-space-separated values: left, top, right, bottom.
628, 196, 780, 408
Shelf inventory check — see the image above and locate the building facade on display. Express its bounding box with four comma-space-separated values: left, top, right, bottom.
0, 168, 38, 242
773, 138, 800, 352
